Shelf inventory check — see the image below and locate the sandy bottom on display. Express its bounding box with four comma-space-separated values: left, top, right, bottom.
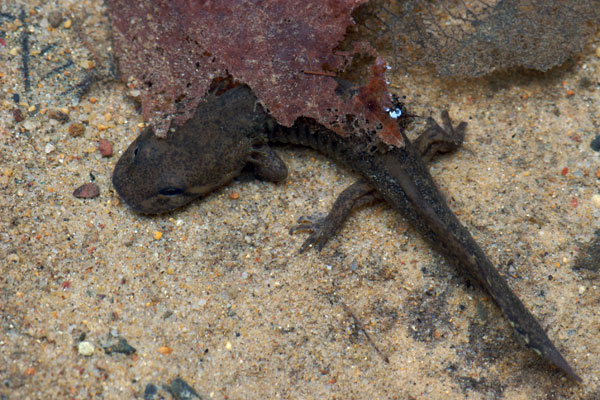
1, 1, 599, 399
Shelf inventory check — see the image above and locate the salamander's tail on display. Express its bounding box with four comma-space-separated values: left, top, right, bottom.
377, 124, 581, 382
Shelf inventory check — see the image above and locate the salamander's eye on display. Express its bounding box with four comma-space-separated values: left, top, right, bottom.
159, 187, 184, 197
131, 145, 140, 162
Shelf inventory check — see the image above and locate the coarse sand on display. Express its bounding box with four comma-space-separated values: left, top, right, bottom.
1, 1, 599, 399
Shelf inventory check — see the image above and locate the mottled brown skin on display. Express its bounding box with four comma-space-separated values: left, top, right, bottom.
113, 84, 580, 382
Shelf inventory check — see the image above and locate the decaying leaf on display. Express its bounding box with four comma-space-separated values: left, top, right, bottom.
106, 0, 403, 146
355, 0, 599, 77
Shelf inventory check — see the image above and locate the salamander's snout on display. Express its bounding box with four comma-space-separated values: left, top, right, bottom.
112, 128, 199, 214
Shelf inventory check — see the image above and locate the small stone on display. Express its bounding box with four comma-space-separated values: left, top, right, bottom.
157, 346, 172, 355
592, 194, 600, 209
47, 109, 70, 123
229, 192, 240, 200
47, 11, 63, 28
95, 359, 108, 371
578, 286, 586, 295
22, 120, 36, 131
98, 139, 113, 157
578, 77, 593, 90
144, 384, 158, 400
7, 253, 19, 263
73, 183, 100, 199
153, 231, 163, 240
78, 341, 95, 356
77, 58, 93, 69
44, 143, 55, 154
169, 378, 202, 399
68, 122, 86, 137
63, 18, 72, 29
102, 337, 137, 355
12, 108, 24, 122
591, 134, 600, 152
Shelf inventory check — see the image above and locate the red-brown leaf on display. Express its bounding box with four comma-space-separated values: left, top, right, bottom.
106, 0, 402, 145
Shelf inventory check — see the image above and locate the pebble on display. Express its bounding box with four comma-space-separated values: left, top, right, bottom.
44, 143, 56, 154
48, 109, 70, 123
144, 384, 158, 400
77, 59, 93, 69
12, 108, 24, 122
73, 183, 100, 199
98, 139, 113, 157
102, 337, 137, 355
68, 122, 86, 137
593, 194, 600, 209
23, 120, 36, 131
78, 341, 95, 356
169, 378, 202, 399
47, 11, 63, 28
591, 134, 600, 152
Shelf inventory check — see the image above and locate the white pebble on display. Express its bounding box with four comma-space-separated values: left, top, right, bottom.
592, 194, 600, 209
23, 120, 36, 130
44, 143, 56, 154
78, 341, 95, 356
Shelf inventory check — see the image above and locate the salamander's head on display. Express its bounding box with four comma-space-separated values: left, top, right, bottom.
112, 125, 245, 214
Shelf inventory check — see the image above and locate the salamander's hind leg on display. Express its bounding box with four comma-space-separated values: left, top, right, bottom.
290, 179, 381, 253
413, 110, 467, 162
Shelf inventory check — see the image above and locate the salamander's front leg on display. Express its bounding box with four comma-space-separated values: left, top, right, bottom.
290, 111, 466, 253
290, 179, 380, 253
248, 143, 288, 182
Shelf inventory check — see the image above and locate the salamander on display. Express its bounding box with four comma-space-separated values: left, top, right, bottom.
112, 82, 580, 381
